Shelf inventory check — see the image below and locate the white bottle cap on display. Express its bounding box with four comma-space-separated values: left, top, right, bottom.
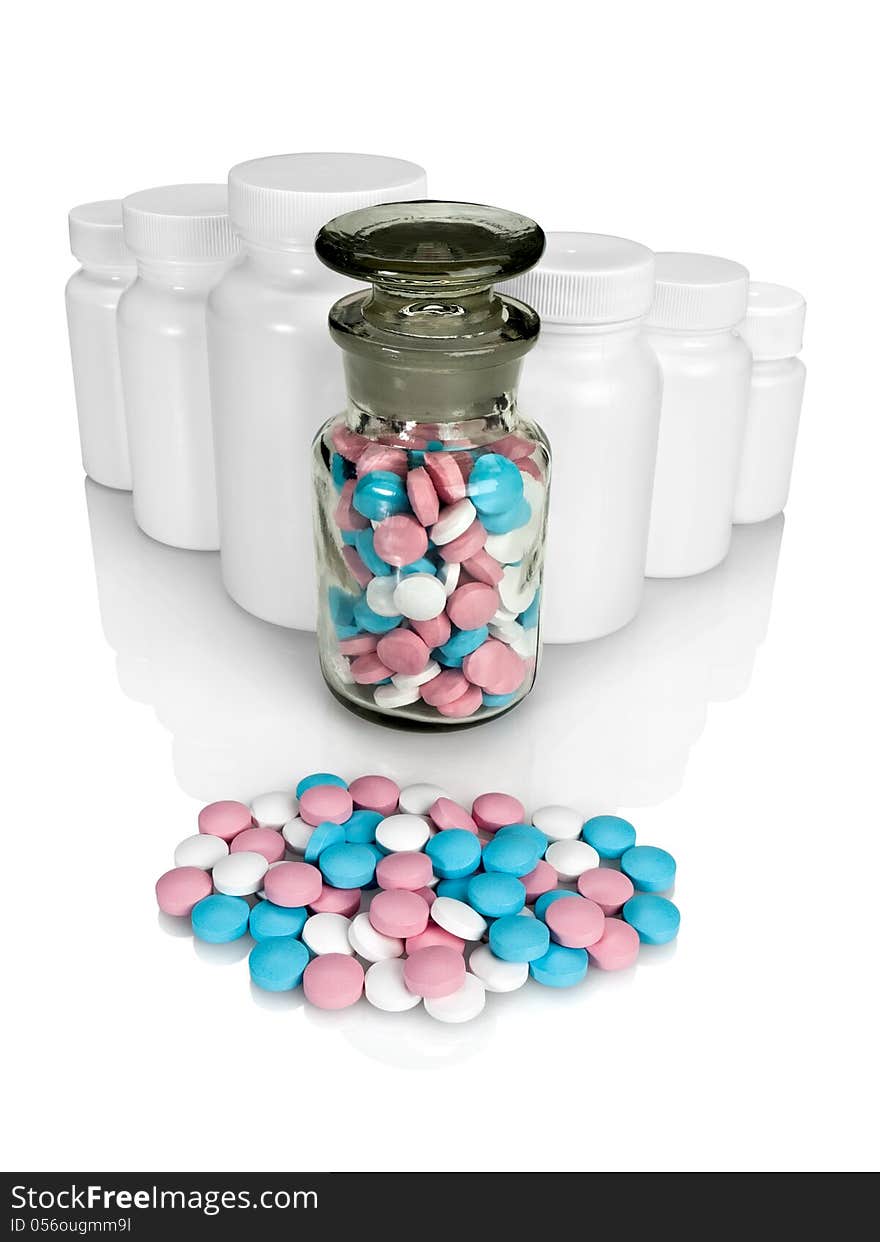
500, 231, 655, 324
69, 200, 136, 269
647, 252, 749, 331
122, 184, 240, 262
737, 282, 806, 360
227, 152, 427, 250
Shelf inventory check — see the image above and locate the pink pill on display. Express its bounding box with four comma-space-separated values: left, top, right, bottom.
263, 860, 323, 907
334, 479, 369, 532
587, 917, 640, 971
349, 774, 400, 817
368, 889, 429, 938
405, 922, 465, 954
577, 867, 635, 916
373, 514, 429, 566
438, 519, 487, 564
338, 633, 379, 657
447, 582, 499, 630
341, 545, 372, 589
376, 629, 430, 676
229, 827, 286, 864
410, 612, 452, 649
406, 467, 440, 527
403, 946, 466, 998
350, 652, 394, 685
155, 867, 213, 917
520, 859, 557, 901
463, 638, 527, 695
436, 683, 483, 718
376, 851, 434, 891
309, 886, 362, 917
332, 425, 369, 462
415, 885, 437, 908
356, 442, 408, 478
492, 433, 535, 461
462, 549, 504, 587
303, 953, 364, 1009
453, 451, 474, 482
424, 451, 467, 504
198, 801, 254, 843
519, 458, 543, 481
545, 895, 606, 948
472, 792, 525, 832
299, 785, 354, 827
429, 797, 478, 834
420, 669, 469, 707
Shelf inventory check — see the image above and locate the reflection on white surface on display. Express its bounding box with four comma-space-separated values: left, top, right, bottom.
85, 480, 784, 813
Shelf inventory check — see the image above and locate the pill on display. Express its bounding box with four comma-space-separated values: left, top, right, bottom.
481, 497, 531, 534
373, 514, 429, 568
482, 691, 517, 709
468, 453, 524, 515
356, 442, 408, 478
296, 773, 348, 799
424, 973, 486, 1023
352, 470, 410, 521
582, 814, 637, 859
462, 549, 504, 587
429, 797, 478, 834
400, 557, 437, 577
446, 582, 499, 630
391, 660, 442, 690
518, 592, 540, 629
155, 867, 213, 917
263, 861, 323, 908
347, 911, 404, 961
498, 565, 537, 616
375, 851, 434, 891
353, 598, 401, 635
410, 612, 452, 650
438, 519, 487, 564
281, 817, 313, 854
484, 527, 532, 564
425, 829, 482, 879
342, 546, 373, 588
406, 466, 441, 526
343, 810, 382, 844
529, 943, 589, 988
303, 953, 364, 1009
533, 890, 579, 919
398, 783, 449, 816
173, 833, 229, 871
319, 842, 376, 889
392, 573, 447, 622
369, 889, 429, 938
544, 895, 605, 948
623, 894, 681, 944
230, 827, 286, 864
587, 918, 641, 970
431, 498, 476, 545
304, 821, 346, 863
577, 868, 635, 916
376, 629, 430, 676
436, 877, 472, 901
375, 814, 431, 853
415, 885, 437, 907
621, 846, 676, 893
469, 944, 529, 993
212, 851, 269, 896
436, 625, 489, 664
191, 894, 250, 944
371, 683, 415, 708
249, 938, 310, 992
489, 914, 550, 962
198, 800, 253, 843
364, 958, 422, 1012
308, 886, 361, 917
545, 839, 601, 882
302, 912, 354, 956
463, 639, 526, 695
467, 872, 526, 918
405, 923, 465, 954
353, 528, 393, 578
430, 896, 487, 941
482, 833, 541, 877
365, 575, 403, 618
532, 805, 583, 843
332, 425, 368, 460
424, 451, 467, 504
438, 561, 461, 597
404, 946, 466, 999
249, 791, 298, 829
299, 784, 354, 827
350, 653, 394, 685
334, 480, 370, 531
349, 775, 400, 817
472, 792, 526, 833
248, 901, 308, 942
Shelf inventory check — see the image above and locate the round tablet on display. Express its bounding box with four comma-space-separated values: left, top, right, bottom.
498, 565, 537, 616
296, 772, 347, 799
374, 682, 420, 709
354, 596, 402, 637
519, 860, 557, 902
529, 943, 589, 988
375, 814, 431, 853
446, 582, 499, 631
482, 833, 541, 877
582, 814, 637, 858
230, 827, 286, 864
343, 810, 382, 844
341, 545, 372, 589
532, 805, 583, 843
250, 791, 298, 829
438, 519, 487, 564
545, 839, 601, 882
375, 851, 433, 891
299, 784, 354, 827
351, 653, 394, 685
431, 498, 476, 546
368, 889, 429, 938
426, 829, 482, 879
347, 911, 404, 961
308, 886, 361, 917
424, 451, 467, 504
410, 612, 452, 650
155, 867, 212, 917
173, 833, 228, 871
398, 783, 449, 817
352, 470, 409, 521
357, 442, 408, 477
392, 573, 446, 622
373, 514, 428, 567
623, 894, 681, 944
364, 957, 422, 1012
198, 800, 253, 843
438, 561, 461, 597
303, 954, 364, 1009
406, 466, 440, 526
469, 944, 529, 993
463, 638, 526, 695
319, 842, 376, 889
391, 660, 442, 691
435, 625, 489, 665
191, 894, 250, 944
462, 549, 504, 587
436, 877, 472, 902
349, 775, 400, 818
248, 901, 308, 942
332, 425, 368, 460
534, 889, 579, 920
376, 629, 430, 676
249, 938, 310, 992
544, 895, 605, 948
430, 896, 487, 942
429, 797, 478, 834
467, 872, 526, 919
335, 478, 369, 530
302, 912, 354, 956
366, 575, 403, 618
424, 974, 486, 1023
405, 923, 465, 954
577, 868, 635, 915
212, 851, 268, 896
304, 820, 346, 863
263, 861, 323, 908
339, 633, 379, 657
468, 452, 524, 515
472, 792, 526, 833
404, 946, 466, 999
489, 914, 550, 962
281, 817, 313, 854
481, 497, 531, 534
588, 918, 641, 969
621, 846, 676, 893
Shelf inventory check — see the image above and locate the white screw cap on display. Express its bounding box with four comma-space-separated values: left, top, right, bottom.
68, 200, 136, 270
647, 252, 749, 331
122, 184, 240, 262
736, 281, 806, 360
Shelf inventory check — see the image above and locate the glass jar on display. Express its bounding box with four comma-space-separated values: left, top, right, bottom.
312, 201, 550, 728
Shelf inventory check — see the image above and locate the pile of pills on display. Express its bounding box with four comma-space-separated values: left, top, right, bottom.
322, 427, 547, 722
156, 773, 680, 1023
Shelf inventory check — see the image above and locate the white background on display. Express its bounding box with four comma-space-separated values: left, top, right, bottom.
2, 0, 878, 1174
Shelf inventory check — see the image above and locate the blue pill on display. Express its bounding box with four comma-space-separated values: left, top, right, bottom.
482, 833, 541, 877
328, 586, 358, 626
621, 845, 676, 893
493, 823, 548, 857
534, 889, 580, 920
304, 821, 346, 863
436, 877, 472, 901
482, 691, 517, 709
191, 894, 250, 944
467, 872, 526, 918
353, 594, 402, 634
400, 557, 437, 576
341, 529, 359, 545
468, 453, 524, 516
518, 591, 540, 630
249, 937, 310, 992
352, 470, 410, 521
583, 815, 636, 859
354, 527, 393, 577
249, 901, 308, 942
296, 772, 348, 799
426, 829, 482, 879
331, 452, 353, 489
529, 943, 589, 988
319, 842, 376, 889
436, 625, 489, 664
480, 497, 531, 535
623, 894, 680, 945
344, 810, 382, 844
489, 914, 550, 962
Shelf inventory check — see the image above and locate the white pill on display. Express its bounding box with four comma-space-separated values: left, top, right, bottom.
491, 605, 518, 626
430, 896, 487, 941
485, 527, 532, 564
302, 912, 354, 956
173, 833, 229, 870
498, 565, 537, 615
391, 660, 441, 690
438, 560, 461, 597
366, 575, 402, 617
211, 851, 268, 896
488, 620, 525, 645
375, 814, 432, 853
282, 817, 313, 854
432, 498, 476, 545
398, 782, 449, 816
250, 790, 298, 829
424, 973, 486, 1023
364, 958, 421, 1012
348, 911, 404, 962
374, 682, 422, 709
532, 805, 583, 842
512, 629, 538, 659
545, 839, 601, 882
392, 573, 446, 621
469, 944, 529, 993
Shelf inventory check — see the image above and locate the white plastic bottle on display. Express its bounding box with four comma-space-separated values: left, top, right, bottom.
208, 152, 427, 630
502, 232, 661, 643
733, 282, 807, 524
645, 253, 751, 578
118, 185, 240, 550
66, 201, 136, 490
